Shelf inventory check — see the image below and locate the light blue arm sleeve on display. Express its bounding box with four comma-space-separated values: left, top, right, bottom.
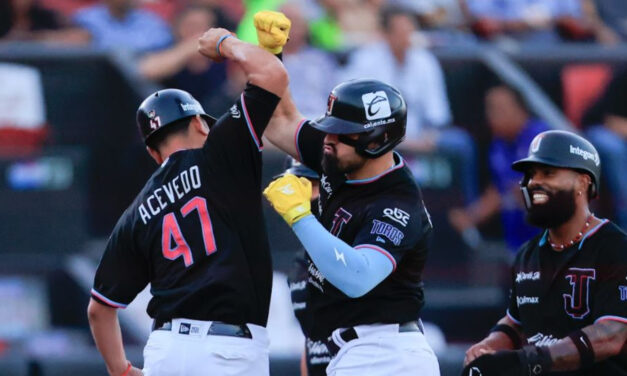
292, 215, 394, 298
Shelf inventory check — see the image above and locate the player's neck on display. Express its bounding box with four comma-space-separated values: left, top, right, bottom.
547, 206, 597, 249
346, 152, 394, 181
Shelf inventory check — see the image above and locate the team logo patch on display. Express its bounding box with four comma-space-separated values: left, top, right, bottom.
326, 94, 337, 115
530, 133, 544, 153
370, 219, 404, 246
362, 91, 391, 121
563, 268, 596, 319
330, 208, 352, 236
179, 322, 191, 335
619, 286, 627, 301
383, 207, 410, 227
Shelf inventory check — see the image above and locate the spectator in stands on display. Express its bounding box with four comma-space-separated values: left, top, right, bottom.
594, 0, 627, 41
342, 5, 478, 203
0, 0, 88, 43
584, 74, 627, 229
73, 0, 173, 54
388, 0, 476, 45
138, 5, 226, 109
448, 84, 549, 252
279, 2, 338, 120
464, 0, 619, 45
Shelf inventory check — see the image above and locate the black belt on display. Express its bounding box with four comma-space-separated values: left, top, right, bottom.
326, 321, 422, 356
152, 320, 252, 339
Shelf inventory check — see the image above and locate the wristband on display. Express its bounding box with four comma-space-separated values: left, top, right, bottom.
216, 34, 233, 57
120, 362, 132, 376
520, 345, 553, 375
490, 324, 522, 349
568, 329, 595, 369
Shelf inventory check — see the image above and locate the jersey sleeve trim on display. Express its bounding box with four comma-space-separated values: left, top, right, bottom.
355, 244, 397, 271
240, 93, 263, 152
91, 288, 128, 309
594, 315, 627, 324
295, 119, 307, 163
506, 309, 522, 325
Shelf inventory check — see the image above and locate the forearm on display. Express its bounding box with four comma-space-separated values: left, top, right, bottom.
292, 215, 393, 297
468, 185, 501, 225
87, 299, 129, 376
218, 36, 287, 97
549, 320, 627, 371
264, 87, 304, 158
139, 40, 196, 80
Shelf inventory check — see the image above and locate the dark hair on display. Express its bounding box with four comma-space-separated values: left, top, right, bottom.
487, 83, 529, 113
146, 117, 193, 151
379, 5, 416, 31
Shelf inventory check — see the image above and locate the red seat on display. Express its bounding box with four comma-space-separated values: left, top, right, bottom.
561, 64, 612, 127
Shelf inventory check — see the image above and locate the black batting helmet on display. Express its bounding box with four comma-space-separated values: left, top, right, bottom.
311, 79, 407, 158
136, 89, 216, 145
512, 130, 601, 199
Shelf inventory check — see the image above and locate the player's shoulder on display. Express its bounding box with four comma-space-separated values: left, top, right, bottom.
513, 232, 545, 263
589, 220, 627, 259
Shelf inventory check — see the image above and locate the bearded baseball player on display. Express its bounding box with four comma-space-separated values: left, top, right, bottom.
462, 130, 627, 376
255, 11, 440, 376
86, 26, 288, 376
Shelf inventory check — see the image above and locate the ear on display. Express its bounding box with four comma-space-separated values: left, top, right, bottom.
192, 115, 210, 137
576, 173, 592, 197
146, 146, 163, 165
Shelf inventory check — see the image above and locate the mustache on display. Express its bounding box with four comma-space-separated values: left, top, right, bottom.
528, 185, 553, 195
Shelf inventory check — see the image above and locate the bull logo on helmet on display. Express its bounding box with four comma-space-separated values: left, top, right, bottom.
326, 94, 337, 116
530, 133, 545, 153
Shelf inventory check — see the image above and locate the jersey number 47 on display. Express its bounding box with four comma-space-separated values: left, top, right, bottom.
162, 196, 216, 267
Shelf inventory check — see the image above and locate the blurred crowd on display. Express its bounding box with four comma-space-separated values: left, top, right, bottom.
1, 0, 626, 245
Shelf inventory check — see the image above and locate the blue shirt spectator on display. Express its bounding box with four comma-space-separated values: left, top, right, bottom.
448, 85, 548, 253
490, 119, 548, 249
73, 3, 172, 54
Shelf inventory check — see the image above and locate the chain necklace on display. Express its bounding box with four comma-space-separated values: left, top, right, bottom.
548, 214, 594, 250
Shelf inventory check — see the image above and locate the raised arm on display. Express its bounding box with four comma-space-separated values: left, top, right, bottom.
250, 10, 305, 159
197, 28, 288, 97
264, 87, 305, 159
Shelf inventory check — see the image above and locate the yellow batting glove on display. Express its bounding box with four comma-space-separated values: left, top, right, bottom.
263, 174, 312, 226
254, 10, 291, 54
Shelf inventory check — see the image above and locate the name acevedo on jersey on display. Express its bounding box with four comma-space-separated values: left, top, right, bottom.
138, 165, 202, 224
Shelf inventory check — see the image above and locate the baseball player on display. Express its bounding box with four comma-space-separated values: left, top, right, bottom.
462, 130, 627, 376
86, 27, 288, 376
277, 157, 327, 376
255, 11, 439, 375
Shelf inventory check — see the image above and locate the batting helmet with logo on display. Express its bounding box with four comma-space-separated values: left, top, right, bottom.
310, 79, 407, 158
512, 130, 601, 199
136, 89, 216, 145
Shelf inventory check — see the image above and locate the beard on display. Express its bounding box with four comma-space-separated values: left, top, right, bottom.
525, 186, 577, 229
321, 150, 366, 176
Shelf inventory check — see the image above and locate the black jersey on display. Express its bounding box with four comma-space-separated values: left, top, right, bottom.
507, 220, 627, 375
287, 251, 330, 376
295, 121, 433, 341
91, 84, 280, 327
